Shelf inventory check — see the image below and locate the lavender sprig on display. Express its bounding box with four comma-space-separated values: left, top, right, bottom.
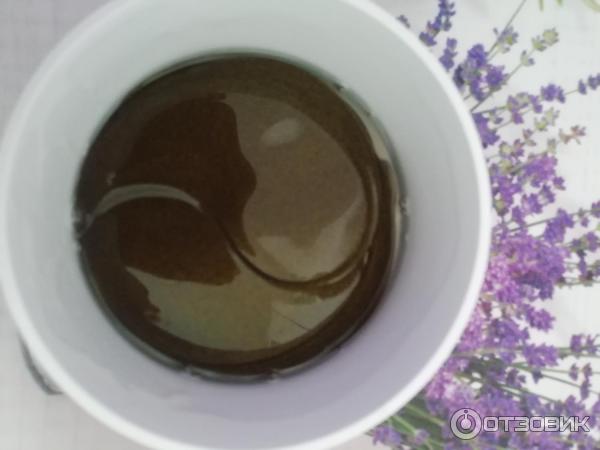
377, 2, 600, 449
418, 0, 455, 47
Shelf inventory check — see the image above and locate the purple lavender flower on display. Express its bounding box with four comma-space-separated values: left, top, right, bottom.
530, 94, 543, 113
593, 261, 600, 277
488, 318, 529, 349
553, 176, 566, 190
473, 112, 499, 147
521, 50, 535, 67
412, 430, 430, 446
419, 0, 456, 47
543, 209, 575, 243
397, 15, 410, 28
578, 208, 590, 226
457, 307, 486, 352
507, 96, 524, 124
485, 65, 506, 90
531, 369, 544, 383
584, 335, 599, 354
569, 364, 579, 381
521, 193, 543, 215
540, 184, 556, 203
378, 3, 600, 448
522, 154, 558, 187
469, 78, 486, 101
564, 395, 586, 417
452, 65, 465, 90
372, 425, 402, 447
419, 31, 436, 47
467, 43, 487, 68
483, 253, 520, 302
577, 256, 589, 278
584, 232, 599, 251
581, 380, 591, 399
439, 38, 458, 70
523, 344, 559, 368
541, 84, 566, 103
491, 172, 521, 214
527, 433, 569, 450
588, 74, 600, 90
523, 305, 555, 331
437, 0, 455, 30
571, 334, 584, 353
454, 50, 487, 95
591, 200, 600, 218
506, 93, 544, 125
424, 358, 471, 408
582, 363, 592, 378
491, 233, 567, 300
494, 25, 519, 53
511, 206, 526, 226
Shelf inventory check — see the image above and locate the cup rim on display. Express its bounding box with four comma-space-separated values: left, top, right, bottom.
0, 1, 492, 449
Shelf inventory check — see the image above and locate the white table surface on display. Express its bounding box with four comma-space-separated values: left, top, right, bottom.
1, 1, 599, 449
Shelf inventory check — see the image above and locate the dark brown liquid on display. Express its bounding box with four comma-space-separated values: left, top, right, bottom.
74, 56, 397, 378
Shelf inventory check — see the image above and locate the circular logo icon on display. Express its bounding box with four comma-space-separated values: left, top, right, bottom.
450, 408, 482, 440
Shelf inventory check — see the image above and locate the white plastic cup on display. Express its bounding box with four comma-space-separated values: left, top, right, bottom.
0, 1, 491, 449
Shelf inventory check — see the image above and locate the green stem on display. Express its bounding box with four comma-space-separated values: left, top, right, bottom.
487, 47, 502, 63
568, 353, 600, 360
454, 347, 522, 357
505, 149, 556, 175
492, 107, 533, 130
391, 416, 444, 450
561, 276, 590, 282
508, 206, 600, 232
530, 364, 600, 376
480, 87, 580, 125
560, 279, 600, 287
499, 381, 557, 403
488, 0, 529, 56
515, 366, 600, 394
459, 372, 559, 405
485, 122, 555, 161
454, 345, 600, 358
565, 261, 583, 267
402, 403, 445, 427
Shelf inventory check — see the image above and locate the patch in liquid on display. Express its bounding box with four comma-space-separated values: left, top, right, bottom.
75, 56, 397, 377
